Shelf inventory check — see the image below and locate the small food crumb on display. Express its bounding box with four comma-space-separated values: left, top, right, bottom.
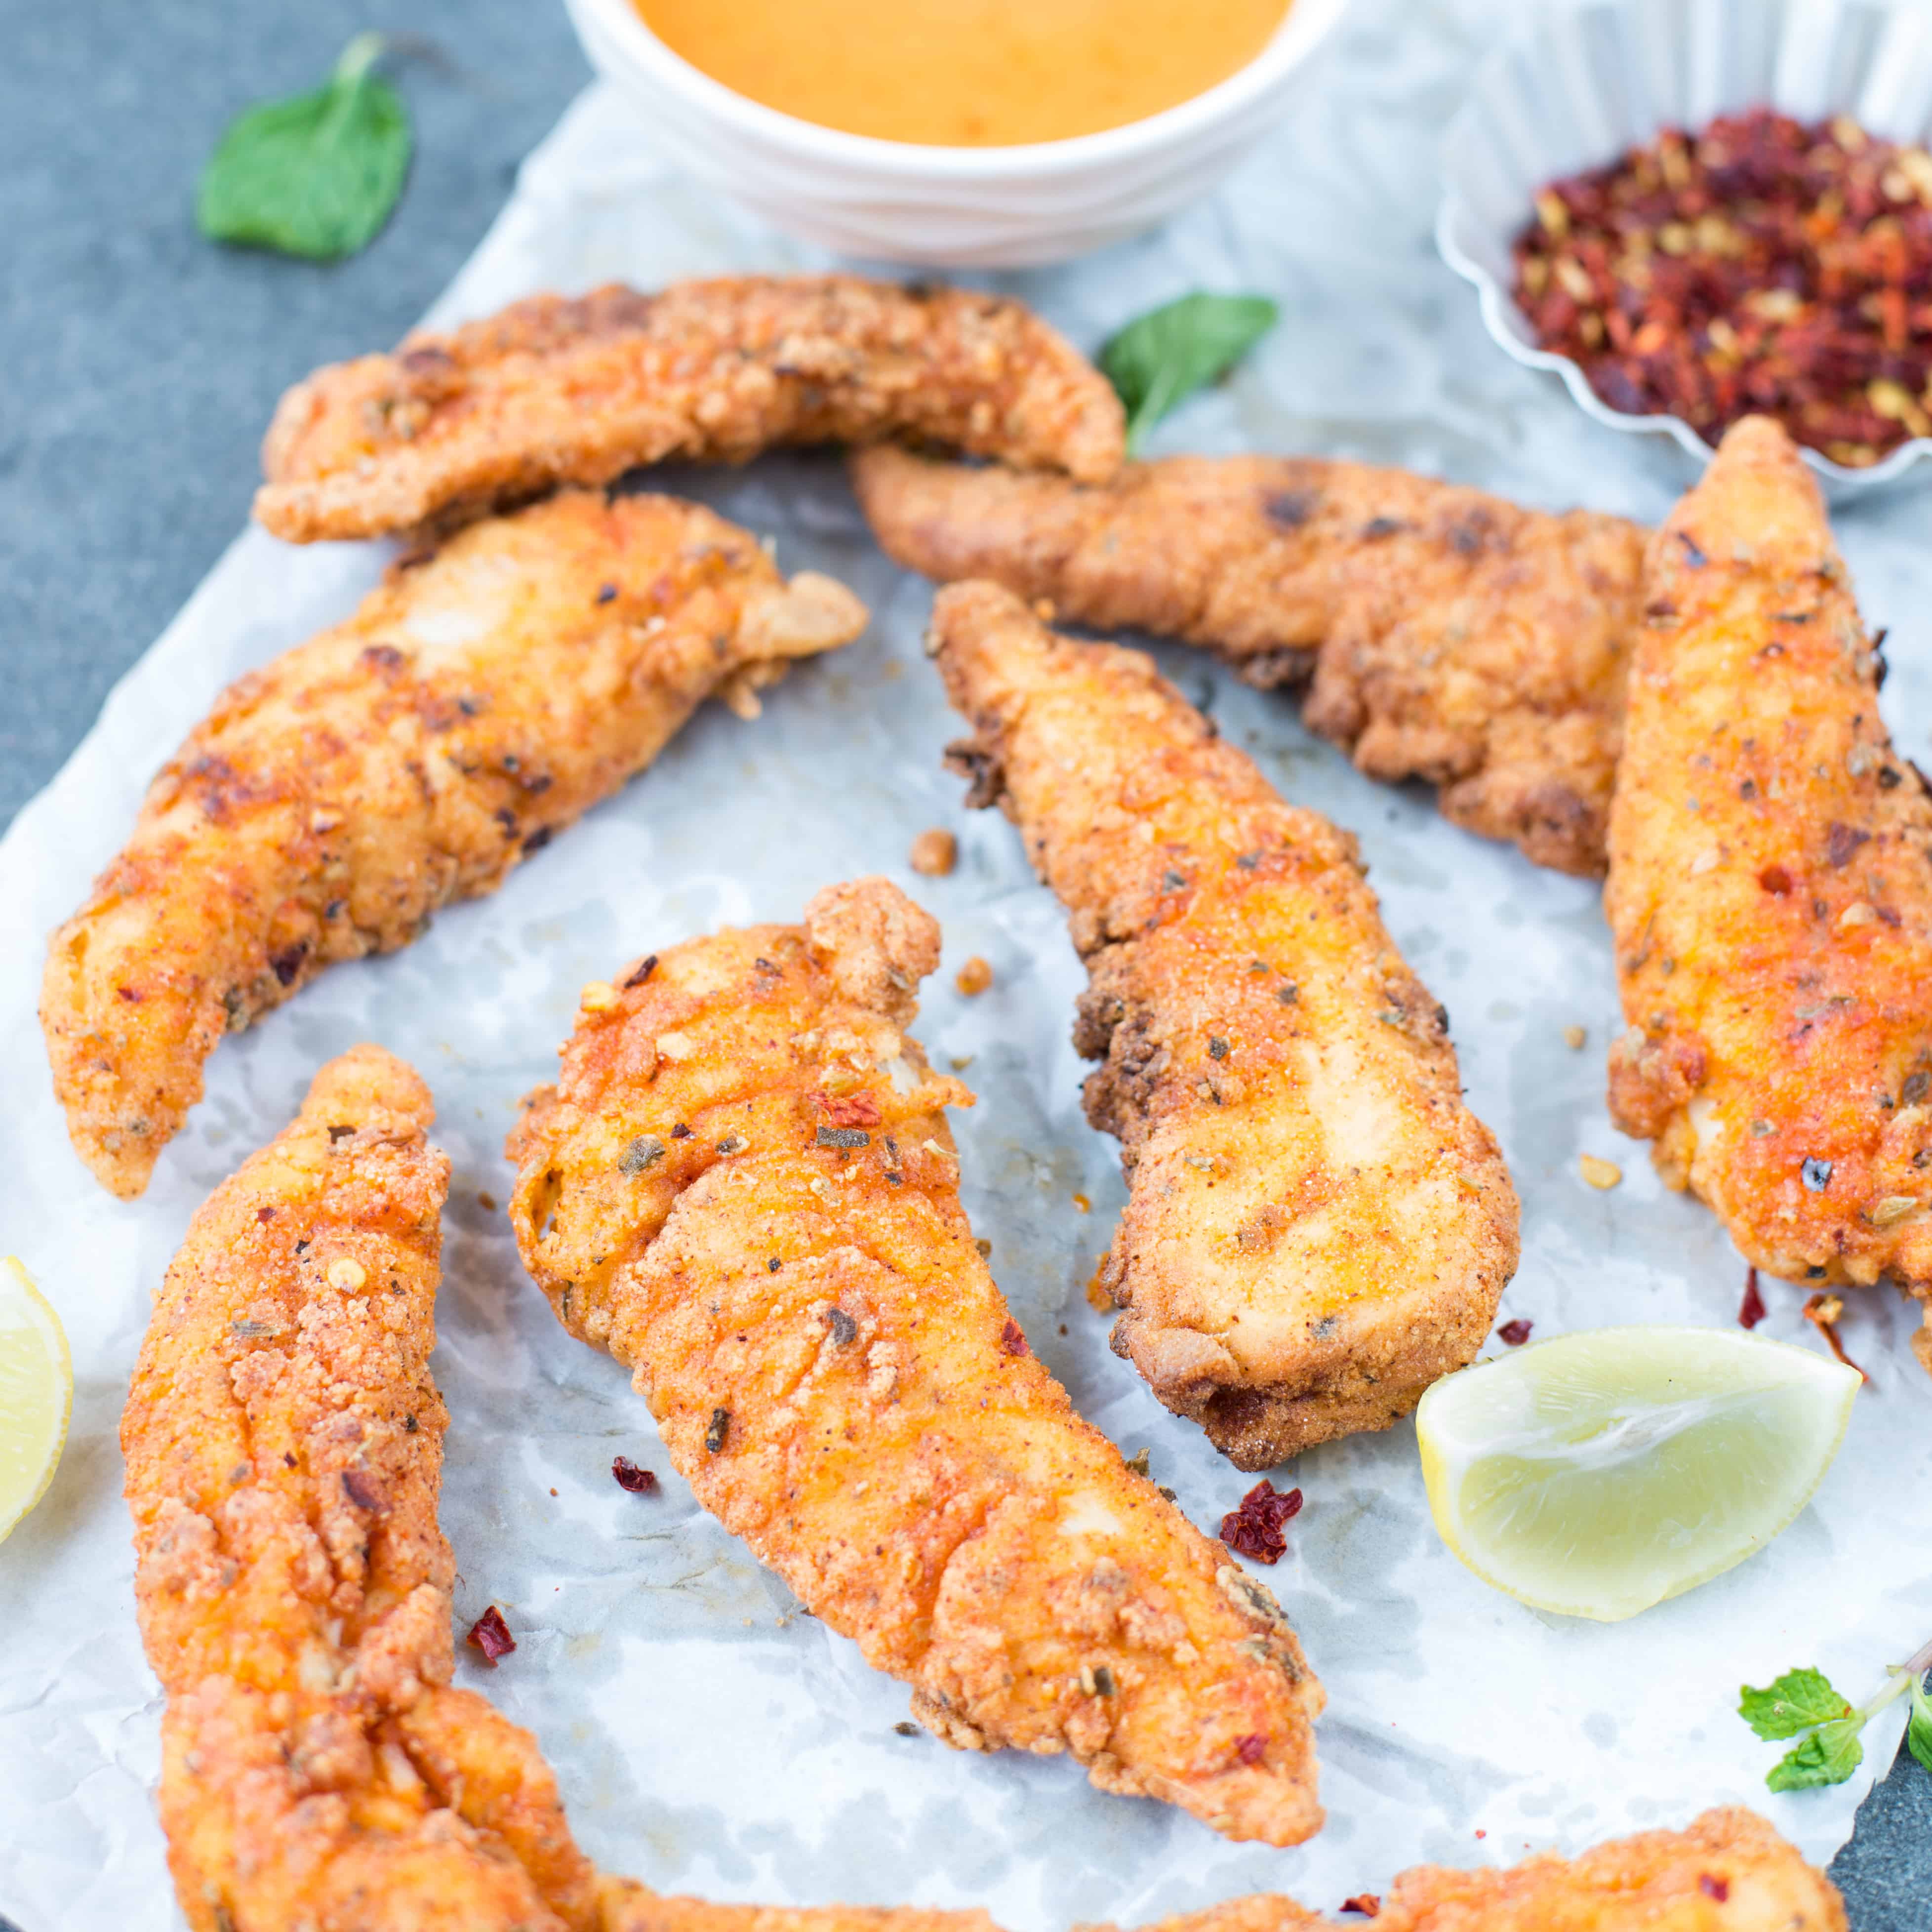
1579, 1153, 1623, 1190
1086, 1267, 1114, 1312
612, 1456, 659, 1493
705, 1407, 731, 1452
1340, 1898, 1381, 1919
478, 1191, 497, 1211
580, 981, 620, 1012
549, 1487, 558, 1497
955, 956, 994, 997
999, 1318, 1029, 1357
909, 828, 958, 877
1220, 1479, 1302, 1564
975, 1237, 993, 1258
893, 1720, 921, 1737
1072, 1192, 1090, 1213
1497, 1318, 1534, 1347
466, 1606, 516, 1663
1563, 1024, 1586, 1050
326, 1257, 367, 1291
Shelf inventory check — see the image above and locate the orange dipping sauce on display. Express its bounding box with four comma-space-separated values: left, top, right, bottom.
633, 0, 1291, 147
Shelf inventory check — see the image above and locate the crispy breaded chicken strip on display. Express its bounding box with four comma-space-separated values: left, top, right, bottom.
927, 583, 1519, 1468
1606, 417, 1932, 1368
123, 1044, 1006, 1932
257, 278, 1126, 542
1126, 1808, 1842, 1932
507, 879, 1325, 1847
123, 1045, 601, 1932
852, 444, 1645, 876
42, 489, 865, 1200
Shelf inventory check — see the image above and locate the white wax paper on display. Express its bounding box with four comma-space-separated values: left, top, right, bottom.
5, 2, 1931, 1925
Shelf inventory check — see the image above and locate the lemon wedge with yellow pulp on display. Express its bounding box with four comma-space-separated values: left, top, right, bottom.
0, 1257, 71, 1543
1417, 1326, 1859, 1621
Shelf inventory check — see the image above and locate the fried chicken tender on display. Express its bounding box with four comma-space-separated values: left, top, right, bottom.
1606, 417, 1932, 1368
852, 444, 1646, 876
927, 583, 1519, 1468
123, 1046, 602, 1932
506, 879, 1325, 1847
1121, 1808, 1843, 1932
42, 489, 865, 1200
257, 278, 1126, 542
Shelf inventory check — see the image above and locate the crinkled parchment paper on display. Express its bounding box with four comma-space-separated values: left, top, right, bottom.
4, 1, 1930, 1925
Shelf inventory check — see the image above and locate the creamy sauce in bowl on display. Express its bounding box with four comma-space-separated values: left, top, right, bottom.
633, 0, 1291, 147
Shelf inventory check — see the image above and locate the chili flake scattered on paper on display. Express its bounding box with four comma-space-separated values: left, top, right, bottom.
1739, 1266, 1768, 1329
466, 1606, 516, 1663
1220, 1479, 1303, 1564
1497, 1318, 1534, 1347
612, 1456, 658, 1493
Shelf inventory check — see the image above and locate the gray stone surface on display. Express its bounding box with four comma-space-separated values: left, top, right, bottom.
0, 0, 590, 829
0, 2, 1924, 1926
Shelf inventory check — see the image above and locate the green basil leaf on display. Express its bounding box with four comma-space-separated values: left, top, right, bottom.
1908, 1675, 1932, 1776
1766, 1715, 1865, 1792
1097, 293, 1280, 454
1739, 1667, 1854, 1740
197, 33, 411, 262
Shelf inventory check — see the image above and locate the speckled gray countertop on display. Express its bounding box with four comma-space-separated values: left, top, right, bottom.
0, 2, 1925, 1925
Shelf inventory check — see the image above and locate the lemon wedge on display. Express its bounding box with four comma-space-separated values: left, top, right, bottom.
1417, 1326, 1859, 1621
0, 1257, 71, 1543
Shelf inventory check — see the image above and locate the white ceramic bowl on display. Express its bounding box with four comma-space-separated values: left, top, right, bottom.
562, 0, 1352, 267
1437, 0, 1932, 499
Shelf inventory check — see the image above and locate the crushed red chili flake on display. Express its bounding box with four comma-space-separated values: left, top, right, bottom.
1220, 1479, 1303, 1564
1340, 1897, 1382, 1919
467, 1606, 516, 1662
1758, 863, 1793, 895
817, 1090, 883, 1129
999, 1318, 1030, 1357
1803, 1291, 1869, 1381
1739, 1266, 1768, 1328
1513, 108, 1932, 466
1497, 1318, 1534, 1346
612, 1456, 659, 1493
1699, 1875, 1731, 1902
1232, 1732, 1267, 1766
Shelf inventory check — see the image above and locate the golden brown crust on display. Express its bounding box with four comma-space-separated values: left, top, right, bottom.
851, 445, 1646, 877
1605, 418, 1932, 1359
506, 878, 1325, 1847
257, 278, 1126, 541
598, 1892, 999, 1932
1372, 1806, 1846, 1932
122, 1045, 602, 1932
41, 489, 865, 1199
927, 583, 1519, 1468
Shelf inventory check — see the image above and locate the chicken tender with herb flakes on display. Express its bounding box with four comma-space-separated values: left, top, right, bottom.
853, 444, 1644, 876
1126, 1808, 1841, 1932
42, 489, 865, 1200
927, 583, 1519, 1469
258, 277, 1126, 542
1607, 417, 1932, 1370
507, 878, 1324, 1847
123, 1046, 602, 1932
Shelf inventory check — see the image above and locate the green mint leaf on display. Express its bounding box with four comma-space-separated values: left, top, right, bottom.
1739, 1667, 1854, 1740
1097, 293, 1280, 454
1908, 1676, 1932, 1776
197, 33, 411, 261
1766, 1715, 1866, 1792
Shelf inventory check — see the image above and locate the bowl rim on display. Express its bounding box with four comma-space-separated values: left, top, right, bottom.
568, 0, 1352, 177
1433, 0, 1932, 495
